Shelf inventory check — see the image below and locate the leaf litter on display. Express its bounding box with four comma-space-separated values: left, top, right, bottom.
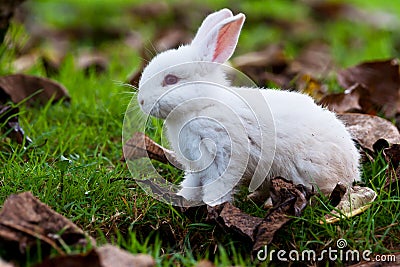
319, 183, 377, 224
0, 192, 92, 256
206, 177, 313, 255
337, 113, 400, 152
0, 192, 155, 266
0, 74, 70, 145
0, 74, 70, 105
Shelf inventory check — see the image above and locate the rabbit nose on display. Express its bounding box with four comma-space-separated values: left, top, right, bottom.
140, 99, 144, 105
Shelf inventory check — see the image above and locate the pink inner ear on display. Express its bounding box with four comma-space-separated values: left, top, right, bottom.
212, 17, 244, 63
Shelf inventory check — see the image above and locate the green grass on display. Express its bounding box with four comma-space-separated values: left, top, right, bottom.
1, 0, 400, 266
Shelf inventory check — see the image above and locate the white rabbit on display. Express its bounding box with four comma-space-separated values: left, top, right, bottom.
137, 8, 360, 206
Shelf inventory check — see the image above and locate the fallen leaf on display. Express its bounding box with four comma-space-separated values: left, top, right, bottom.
236, 43, 333, 93
383, 144, 400, 189
0, 192, 93, 256
253, 177, 313, 253
207, 177, 313, 254
0, 104, 32, 145
207, 202, 263, 242
133, 178, 191, 207
0, 74, 70, 105
232, 44, 287, 72
122, 132, 184, 169
337, 59, 400, 118
288, 42, 334, 77
231, 44, 287, 87
337, 113, 400, 152
319, 84, 363, 113
36, 245, 155, 267
320, 185, 377, 224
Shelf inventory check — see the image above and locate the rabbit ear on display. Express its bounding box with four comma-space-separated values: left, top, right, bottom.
194, 13, 245, 63
192, 9, 233, 45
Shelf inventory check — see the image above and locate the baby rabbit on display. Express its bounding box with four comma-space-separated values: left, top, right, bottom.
137, 8, 360, 206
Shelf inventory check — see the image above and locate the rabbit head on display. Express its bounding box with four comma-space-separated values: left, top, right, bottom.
137, 9, 245, 119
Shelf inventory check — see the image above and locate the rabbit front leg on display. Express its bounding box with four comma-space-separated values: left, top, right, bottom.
178, 165, 234, 205
168, 115, 242, 206
177, 172, 202, 202
198, 152, 236, 206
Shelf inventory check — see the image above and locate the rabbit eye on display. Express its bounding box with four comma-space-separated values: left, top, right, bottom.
163, 74, 179, 86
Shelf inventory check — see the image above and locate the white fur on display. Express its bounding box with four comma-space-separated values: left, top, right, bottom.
137, 9, 360, 206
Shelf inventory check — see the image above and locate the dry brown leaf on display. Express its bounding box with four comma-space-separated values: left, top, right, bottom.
253, 177, 313, 253
232, 44, 288, 87
207, 178, 313, 254
320, 184, 377, 224
122, 132, 184, 169
237, 43, 333, 92
383, 144, 400, 189
337, 59, 400, 118
288, 42, 334, 77
0, 192, 93, 256
319, 84, 363, 113
0, 74, 70, 105
207, 202, 263, 242
337, 113, 400, 152
232, 44, 287, 70
36, 245, 155, 267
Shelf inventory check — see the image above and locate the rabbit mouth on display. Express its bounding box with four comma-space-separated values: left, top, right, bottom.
149, 101, 168, 119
